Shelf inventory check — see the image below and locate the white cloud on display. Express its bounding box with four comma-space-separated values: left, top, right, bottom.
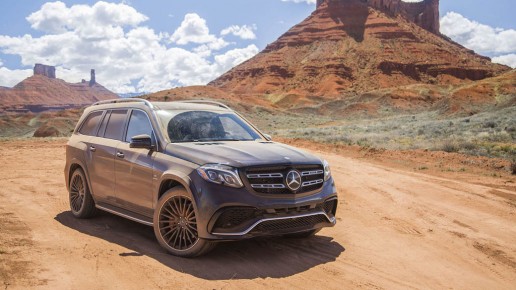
214, 45, 260, 73
281, 0, 316, 4
0, 2, 260, 93
170, 13, 226, 48
441, 12, 516, 54
492, 54, 516, 68
440, 12, 516, 68
0, 66, 32, 87
26, 1, 148, 34
221, 25, 257, 40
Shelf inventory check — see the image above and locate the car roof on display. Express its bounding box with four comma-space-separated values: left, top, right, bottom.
89, 99, 233, 112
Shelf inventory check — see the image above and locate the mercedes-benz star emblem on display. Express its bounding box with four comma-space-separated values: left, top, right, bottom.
286, 170, 302, 191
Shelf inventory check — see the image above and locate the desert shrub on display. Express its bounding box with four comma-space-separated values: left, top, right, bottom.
510, 161, 516, 175
483, 121, 497, 128
459, 141, 477, 151
440, 140, 459, 153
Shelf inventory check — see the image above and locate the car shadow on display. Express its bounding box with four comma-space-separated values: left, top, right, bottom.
55, 210, 345, 280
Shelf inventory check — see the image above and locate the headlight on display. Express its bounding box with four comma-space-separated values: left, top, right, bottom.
323, 159, 331, 181
197, 164, 243, 188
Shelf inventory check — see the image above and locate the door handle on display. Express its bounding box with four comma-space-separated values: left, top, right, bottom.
116, 152, 125, 158
89, 146, 96, 152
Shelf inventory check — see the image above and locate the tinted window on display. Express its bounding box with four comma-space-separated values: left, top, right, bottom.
97, 111, 111, 137
165, 111, 260, 142
125, 110, 153, 143
104, 110, 128, 141
79, 111, 103, 136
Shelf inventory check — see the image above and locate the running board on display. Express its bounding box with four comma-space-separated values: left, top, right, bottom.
96, 203, 153, 226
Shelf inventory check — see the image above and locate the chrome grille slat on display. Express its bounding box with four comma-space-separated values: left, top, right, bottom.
251, 184, 286, 189
302, 179, 323, 187
301, 170, 324, 176
247, 173, 283, 178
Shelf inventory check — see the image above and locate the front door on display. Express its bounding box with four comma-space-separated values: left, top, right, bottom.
114, 109, 155, 217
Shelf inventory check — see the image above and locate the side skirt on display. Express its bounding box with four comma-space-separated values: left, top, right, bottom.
96, 202, 153, 226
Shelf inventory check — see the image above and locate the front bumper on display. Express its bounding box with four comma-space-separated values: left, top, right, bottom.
188, 172, 338, 240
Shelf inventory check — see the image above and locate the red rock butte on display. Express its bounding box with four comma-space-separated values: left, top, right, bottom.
209, 0, 509, 98
0, 64, 118, 113
318, 0, 439, 34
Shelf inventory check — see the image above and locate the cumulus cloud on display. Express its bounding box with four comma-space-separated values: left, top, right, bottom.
440, 12, 516, 68
26, 1, 148, 34
0, 66, 33, 87
492, 54, 516, 68
221, 25, 257, 40
0, 2, 259, 93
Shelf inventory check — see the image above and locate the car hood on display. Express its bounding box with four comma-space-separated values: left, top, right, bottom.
165, 141, 322, 167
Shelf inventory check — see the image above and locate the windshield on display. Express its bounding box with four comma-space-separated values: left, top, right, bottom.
156, 110, 262, 143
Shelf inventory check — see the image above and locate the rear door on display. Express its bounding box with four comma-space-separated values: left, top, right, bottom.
114, 109, 156, 217
87, 109, 128, 205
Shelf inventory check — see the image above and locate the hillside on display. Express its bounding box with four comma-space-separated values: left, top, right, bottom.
0, 64, 118, 113
209, 0, 510, 100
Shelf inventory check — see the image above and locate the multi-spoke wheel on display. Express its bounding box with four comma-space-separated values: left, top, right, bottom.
69, 168, 96, 218
153, 187, 215, 257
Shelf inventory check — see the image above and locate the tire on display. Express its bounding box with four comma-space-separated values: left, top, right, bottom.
69, 168, 96, 218
283, 228, 321, 239
153, 187, 215, 257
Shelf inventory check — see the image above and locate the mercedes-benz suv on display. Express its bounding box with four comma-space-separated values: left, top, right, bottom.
65, 98, 338, 257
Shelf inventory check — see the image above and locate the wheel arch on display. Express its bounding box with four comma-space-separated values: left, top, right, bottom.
156, 173, 194, 205
67, 158, 93, 195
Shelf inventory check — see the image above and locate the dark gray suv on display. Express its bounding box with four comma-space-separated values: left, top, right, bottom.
65, 99, 338, 257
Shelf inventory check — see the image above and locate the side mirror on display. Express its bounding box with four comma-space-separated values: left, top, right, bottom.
130, 134, 154, 150
263, 134, 272, 141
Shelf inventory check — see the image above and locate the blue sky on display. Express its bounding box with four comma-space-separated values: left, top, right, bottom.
0, 0, 514, 93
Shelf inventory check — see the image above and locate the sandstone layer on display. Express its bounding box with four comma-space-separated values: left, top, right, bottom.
210, 0, 509, 99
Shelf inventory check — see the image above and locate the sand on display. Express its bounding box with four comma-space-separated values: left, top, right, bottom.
1, 139, 515, 289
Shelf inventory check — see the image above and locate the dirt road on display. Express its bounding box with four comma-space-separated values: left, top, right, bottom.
1, 139, 515, 289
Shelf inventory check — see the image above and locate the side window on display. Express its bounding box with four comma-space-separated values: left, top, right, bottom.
97, 111, 111, 137
104, 110, 128, 141
125, 110, 154, 143
79, 111, 103, 136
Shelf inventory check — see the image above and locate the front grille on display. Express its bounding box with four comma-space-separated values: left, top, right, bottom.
213, 207, 262, 229
246, 164, 324, 194
251, 214, 328, 233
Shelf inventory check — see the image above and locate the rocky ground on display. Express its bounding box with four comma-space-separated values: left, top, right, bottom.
1, 138, 514, 289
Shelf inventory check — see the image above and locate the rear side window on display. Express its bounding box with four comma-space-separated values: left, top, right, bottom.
104, 110, 128, 141
125, 110, 154, 143
79, 111, 103, 136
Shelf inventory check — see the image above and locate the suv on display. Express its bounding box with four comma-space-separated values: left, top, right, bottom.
65, 99, 338, 257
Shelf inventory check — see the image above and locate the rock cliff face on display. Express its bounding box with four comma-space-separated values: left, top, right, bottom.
209, 0, 509, 98
33, 64, 56, 79
317, 0, 439, 34
0, 65, 118, 112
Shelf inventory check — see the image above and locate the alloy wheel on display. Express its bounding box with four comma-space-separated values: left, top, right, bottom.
158, 196, 199, 251
70, 173, 85, 212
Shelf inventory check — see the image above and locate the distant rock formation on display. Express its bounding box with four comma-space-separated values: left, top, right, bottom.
33, 64, 56, 79
0, 65, 118, 113
89, 69, 96, 87
317, 0, 439, 34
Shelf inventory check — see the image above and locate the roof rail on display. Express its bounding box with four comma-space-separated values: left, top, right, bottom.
174, 100, 231, 110
92, 98, 154, 109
